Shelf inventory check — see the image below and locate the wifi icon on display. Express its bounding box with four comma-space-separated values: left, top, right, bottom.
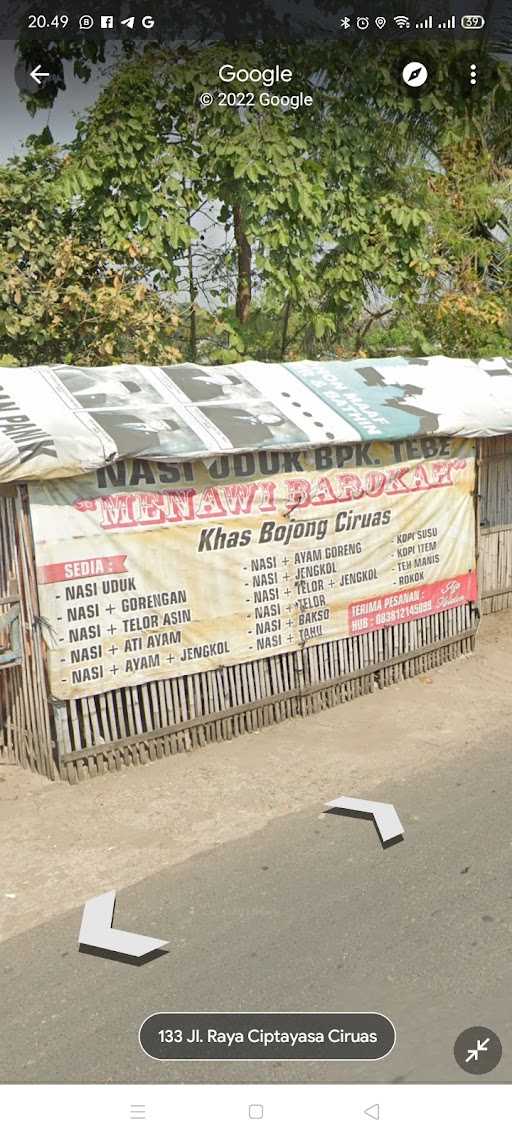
394, 15, 410, 28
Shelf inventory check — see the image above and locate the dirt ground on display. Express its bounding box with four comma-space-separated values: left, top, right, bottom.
1, 610, 510, 943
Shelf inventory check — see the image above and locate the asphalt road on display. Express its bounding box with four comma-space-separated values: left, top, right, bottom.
1, 726, 512, 1084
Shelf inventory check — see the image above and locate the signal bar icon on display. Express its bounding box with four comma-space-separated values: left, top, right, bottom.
438, 14, 456, 28
415, 15, 433, 29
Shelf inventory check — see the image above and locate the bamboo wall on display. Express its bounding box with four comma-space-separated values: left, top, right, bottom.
53, 604, 477, 782
478, 437, 512, 614
52, 435, 512, 783
2, 445, 490, 782
0, 488, 55, 778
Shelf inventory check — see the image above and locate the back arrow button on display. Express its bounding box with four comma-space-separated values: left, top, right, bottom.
30, 65, 50, 85
15, 61, 51, 96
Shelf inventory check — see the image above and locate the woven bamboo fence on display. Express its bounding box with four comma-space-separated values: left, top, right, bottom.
478, 437, 512, 614
1, 442, 489, 782
53, 602, 477, 782
0, 487, 55, 777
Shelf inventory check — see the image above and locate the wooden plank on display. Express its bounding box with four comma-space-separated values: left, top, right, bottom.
66, 699, 81, 752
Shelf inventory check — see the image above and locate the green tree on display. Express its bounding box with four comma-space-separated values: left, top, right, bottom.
8, 37, 512, 364
0, 136, 181, 365
57, 42, 437, 360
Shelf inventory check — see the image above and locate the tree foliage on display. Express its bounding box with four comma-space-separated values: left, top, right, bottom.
0, 137, 181, 365
2, 38, 511, 365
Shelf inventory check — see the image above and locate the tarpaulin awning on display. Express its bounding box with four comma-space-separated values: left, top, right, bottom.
1, 354, 511, 481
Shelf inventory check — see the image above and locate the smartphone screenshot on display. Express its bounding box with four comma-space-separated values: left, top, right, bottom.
0, 1, 511, 1134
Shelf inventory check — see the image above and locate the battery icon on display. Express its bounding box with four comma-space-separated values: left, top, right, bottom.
461, 15, 485, 28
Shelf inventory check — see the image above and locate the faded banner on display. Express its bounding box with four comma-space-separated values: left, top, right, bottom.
1, 356, 512, 481
28, 437, 477, 699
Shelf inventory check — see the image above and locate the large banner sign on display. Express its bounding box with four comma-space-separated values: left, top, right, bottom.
28, 438, 477, 700
0, 356, 511, 482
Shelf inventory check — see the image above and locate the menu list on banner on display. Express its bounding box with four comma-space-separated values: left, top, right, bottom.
28, 438, 477, 700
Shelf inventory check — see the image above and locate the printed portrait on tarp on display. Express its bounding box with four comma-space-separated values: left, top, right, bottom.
51, 364, 209, 456
161, 363, 311, 448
